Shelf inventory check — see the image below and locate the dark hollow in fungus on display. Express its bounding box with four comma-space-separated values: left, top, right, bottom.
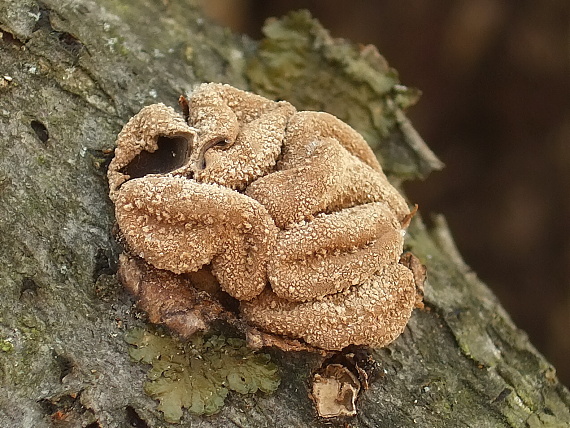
120, 135, 190, 179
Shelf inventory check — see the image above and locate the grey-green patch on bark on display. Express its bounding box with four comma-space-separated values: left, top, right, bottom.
246, 10, 443, 179
125, 328, 280, 423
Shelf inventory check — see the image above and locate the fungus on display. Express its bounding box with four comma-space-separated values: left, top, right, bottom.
241, 263, 417, 350
118, 255, 229, 337
107, 103, 197, 202
266, 202, 404, 301
187, 84, 296, 190
109, 82, 423, 354
311, 364, 361, 418
115, 176, 277, 301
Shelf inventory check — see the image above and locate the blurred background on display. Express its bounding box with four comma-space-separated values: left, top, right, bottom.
197, 0, 570, 386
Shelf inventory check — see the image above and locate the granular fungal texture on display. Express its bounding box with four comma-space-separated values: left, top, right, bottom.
241, 264, 416, 350
125, 328, 280, 422
109, 83, 423, 351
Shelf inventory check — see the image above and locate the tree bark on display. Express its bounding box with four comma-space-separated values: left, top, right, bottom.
0, 1, 568, 427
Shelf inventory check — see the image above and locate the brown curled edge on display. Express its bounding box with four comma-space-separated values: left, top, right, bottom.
118, 254, 230, 338
107, 103, 197, 202
399, 251, 426, 309
241, 263, 418, 351
114, 175, 278, 301
311, 364, 361, 418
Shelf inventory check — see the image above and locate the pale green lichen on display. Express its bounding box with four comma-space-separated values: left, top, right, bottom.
0, 338, 13, 353
246, 10, 442, 179
125, 328, 280, 423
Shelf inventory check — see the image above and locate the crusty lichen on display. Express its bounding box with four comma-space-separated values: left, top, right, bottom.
246, 10, 443, 179
125, 328, 280, 423
0, 338, 14, 353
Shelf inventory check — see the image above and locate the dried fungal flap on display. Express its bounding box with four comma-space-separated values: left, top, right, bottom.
312, 364, 361, 418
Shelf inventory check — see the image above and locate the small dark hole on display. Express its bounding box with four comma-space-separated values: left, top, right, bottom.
38, 398, 58, 415
20, 277, 39, 297
125, 405, 150, 428
85, 422, 102, 428
31, 120, 49, 143
120, 135, 190, 179
53, 351, 74, 381
92, 248, 116, 280
1, 30, 24, 47
58, 32, 84, 56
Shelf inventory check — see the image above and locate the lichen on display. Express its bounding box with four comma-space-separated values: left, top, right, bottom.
0, 338, 14, 353
125, 327, 280, 423
246, 10, 443, 178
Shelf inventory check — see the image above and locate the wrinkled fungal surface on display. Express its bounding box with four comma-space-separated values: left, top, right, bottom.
109, 82, 424, 351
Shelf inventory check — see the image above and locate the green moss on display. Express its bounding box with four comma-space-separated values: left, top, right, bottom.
36, 155, 48, 166
125, 328, 280, 423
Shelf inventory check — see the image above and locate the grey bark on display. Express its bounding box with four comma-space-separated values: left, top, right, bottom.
0, 1, 568, 427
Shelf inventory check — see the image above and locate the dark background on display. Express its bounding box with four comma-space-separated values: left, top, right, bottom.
199, 0, 570, 386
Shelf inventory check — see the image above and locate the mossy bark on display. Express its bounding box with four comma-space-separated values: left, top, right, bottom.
0, 1, 568, 427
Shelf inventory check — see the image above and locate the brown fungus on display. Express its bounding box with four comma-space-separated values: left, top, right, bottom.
109, 82, 423, 351
108, 103, 197, 202
311, 364, 361, 418
241, 263, 416, 350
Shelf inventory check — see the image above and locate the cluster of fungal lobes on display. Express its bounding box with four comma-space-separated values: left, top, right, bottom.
108, 83, 423, 351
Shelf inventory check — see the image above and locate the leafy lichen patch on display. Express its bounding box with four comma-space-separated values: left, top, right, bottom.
125, 328, 280, 423
246, 10, 443, 178
0, 338, 14, 353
